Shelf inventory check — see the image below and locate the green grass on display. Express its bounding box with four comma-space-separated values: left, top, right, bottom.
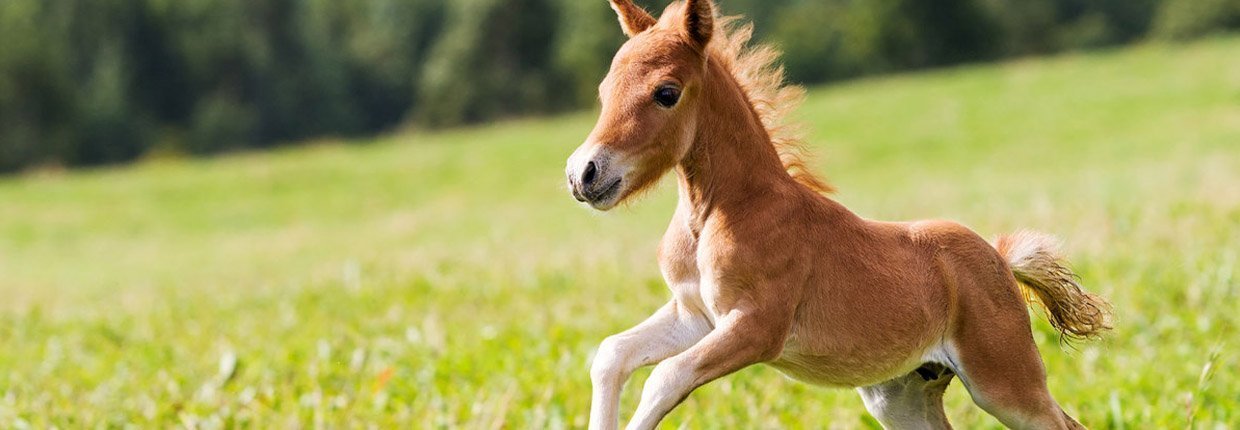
2, 36, 1239, 428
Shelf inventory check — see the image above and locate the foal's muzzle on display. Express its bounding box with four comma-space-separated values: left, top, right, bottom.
566, 154, 624, 209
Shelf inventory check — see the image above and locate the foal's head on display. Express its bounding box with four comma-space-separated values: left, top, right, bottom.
566, 0, 716, 210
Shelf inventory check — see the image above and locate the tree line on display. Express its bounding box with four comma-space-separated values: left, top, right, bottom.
0, 0, 1235, 172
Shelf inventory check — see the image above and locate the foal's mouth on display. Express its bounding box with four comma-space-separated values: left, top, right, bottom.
587, 178, 624, 209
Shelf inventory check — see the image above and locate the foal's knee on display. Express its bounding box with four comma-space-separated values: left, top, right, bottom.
590, 336, 630, 383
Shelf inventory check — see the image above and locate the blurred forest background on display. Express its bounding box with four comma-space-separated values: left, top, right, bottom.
0, 0, 1237, 173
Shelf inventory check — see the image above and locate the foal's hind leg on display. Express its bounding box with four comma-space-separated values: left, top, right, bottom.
858, 363, 955, 430
946, 284, 1085, 429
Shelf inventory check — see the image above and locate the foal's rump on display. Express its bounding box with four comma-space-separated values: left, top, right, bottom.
908, 220, 1112, 341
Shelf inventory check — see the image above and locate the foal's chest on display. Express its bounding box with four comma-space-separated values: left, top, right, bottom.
657, 219, 723, 324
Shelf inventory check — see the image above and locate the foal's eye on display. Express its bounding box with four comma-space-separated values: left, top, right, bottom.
653, 86, 681, 108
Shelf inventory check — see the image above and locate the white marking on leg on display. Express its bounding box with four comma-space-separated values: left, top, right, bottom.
589, 301, 710, 430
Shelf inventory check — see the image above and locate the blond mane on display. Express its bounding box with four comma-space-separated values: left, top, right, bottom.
706, 16, 834, 194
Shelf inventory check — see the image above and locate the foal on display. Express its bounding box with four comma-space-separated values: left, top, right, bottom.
565, 1, 1112, 428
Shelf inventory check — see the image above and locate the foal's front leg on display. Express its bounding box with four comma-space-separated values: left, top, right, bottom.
590, 300, 712, 430
625, 306, 792, 430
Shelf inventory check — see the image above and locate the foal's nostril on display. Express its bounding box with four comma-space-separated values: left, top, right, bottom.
582, 161, 598, 187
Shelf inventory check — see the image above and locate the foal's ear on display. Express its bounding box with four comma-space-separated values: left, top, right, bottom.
608, 0, 656, 37
682, 0, 714, 47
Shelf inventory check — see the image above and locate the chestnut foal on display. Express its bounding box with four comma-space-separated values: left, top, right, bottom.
565, 1, 1111, 428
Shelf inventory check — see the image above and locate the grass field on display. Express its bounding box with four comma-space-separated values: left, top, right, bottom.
2, 36, 1239, 428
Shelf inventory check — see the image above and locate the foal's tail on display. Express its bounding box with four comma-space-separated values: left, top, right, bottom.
994, 230, 1112, 342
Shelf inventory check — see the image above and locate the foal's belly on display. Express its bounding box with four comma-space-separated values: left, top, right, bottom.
767, 295, 947, 388
769, 337, 936, 388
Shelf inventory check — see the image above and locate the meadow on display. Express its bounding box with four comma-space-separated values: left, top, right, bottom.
1, 36, 1238, 428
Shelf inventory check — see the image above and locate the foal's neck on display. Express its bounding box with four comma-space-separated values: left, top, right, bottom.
675, 58, 799, 231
